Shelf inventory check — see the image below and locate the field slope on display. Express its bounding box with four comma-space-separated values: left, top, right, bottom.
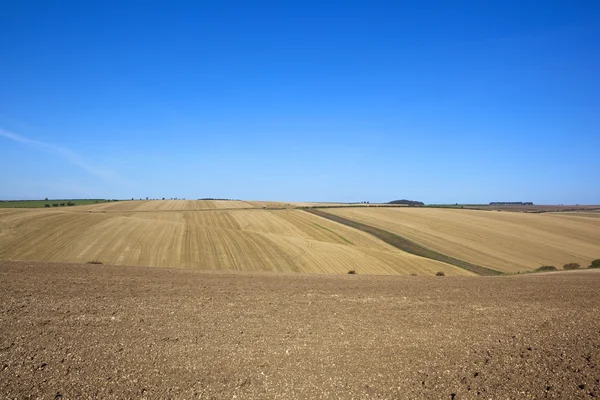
306, 208, 501, 275
0, 207, 470, 276
77, 199, 256, 211
326, 207, 600, 273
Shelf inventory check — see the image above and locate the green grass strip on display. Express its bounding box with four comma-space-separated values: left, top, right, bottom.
313, 223, 353, 245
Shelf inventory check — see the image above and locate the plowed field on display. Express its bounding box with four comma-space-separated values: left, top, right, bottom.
1, 260, 599, 399
326, 207, 600, 273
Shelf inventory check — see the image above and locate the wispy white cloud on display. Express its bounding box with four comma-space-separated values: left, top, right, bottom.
0, 128, 128, 185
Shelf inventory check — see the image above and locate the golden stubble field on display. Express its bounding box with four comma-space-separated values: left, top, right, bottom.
327, 207, 600, 273
0, 203, 465, 276
2, 200, 598, 275
75, 199, 390, 212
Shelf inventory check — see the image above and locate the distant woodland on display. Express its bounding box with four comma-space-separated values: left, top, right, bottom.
489, 202, 534, 205
388, 199, 425, 206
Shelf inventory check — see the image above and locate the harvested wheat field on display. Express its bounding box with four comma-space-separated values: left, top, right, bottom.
76, 200, 390, 212
77, 199, 256, 212
0, 207, 468, 276
246, 201, 401, 209
326, 207, 600, 273
1, 260, 599, 399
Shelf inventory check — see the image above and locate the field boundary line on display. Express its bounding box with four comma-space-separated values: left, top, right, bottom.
304, 209, 502, 276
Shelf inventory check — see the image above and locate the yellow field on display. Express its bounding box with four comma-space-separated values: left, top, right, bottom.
77, 199, 256, 211
0, 207, 470, 276
246, 201, 402, 209
326, 207, 600, 273
76, 200, 400, 211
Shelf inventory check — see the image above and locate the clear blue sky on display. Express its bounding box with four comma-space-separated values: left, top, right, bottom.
1, 0, 598, 204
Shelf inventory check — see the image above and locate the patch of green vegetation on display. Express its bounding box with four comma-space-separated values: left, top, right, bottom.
425, 204, 489, 210
313, 223, 353, 245
0, 199, 108, 208
536, 265, 558, 272
388, 199, 424, 206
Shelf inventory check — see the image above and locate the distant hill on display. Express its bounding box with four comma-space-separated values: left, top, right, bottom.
489, 202, 534, 206
198, 198, 239, 201
388, 199, 424, 206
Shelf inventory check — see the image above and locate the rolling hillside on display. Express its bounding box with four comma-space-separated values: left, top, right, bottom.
2, 200, 598, 275
326, 207, 600, 273
77, 199, 256, 211
0, 206, 468, 276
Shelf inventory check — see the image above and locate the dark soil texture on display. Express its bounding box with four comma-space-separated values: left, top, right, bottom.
1, 260, 599, 399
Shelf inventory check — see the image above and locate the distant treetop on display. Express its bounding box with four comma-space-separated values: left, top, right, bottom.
489, 202, 534, 205
388, 199, 424, 206
198, 198, 237, 201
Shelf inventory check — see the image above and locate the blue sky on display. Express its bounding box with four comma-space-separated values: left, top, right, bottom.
1, 0, 598, 203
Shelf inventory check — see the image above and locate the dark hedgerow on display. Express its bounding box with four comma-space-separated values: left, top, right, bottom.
347, 270, 356, 274
563, 263, 581, 270
536, 265, 557, 272
589, 259, 600, 269
435, 271, 445, 276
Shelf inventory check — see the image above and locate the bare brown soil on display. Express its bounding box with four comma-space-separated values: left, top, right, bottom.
1, 260, 599, 399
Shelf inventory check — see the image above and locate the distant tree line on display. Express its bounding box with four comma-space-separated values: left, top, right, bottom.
388, 199, 425, 206
489, 202, 534, 205
536, 259, 600, 271
45, 201, 76, 207
198, 198, 240, 201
